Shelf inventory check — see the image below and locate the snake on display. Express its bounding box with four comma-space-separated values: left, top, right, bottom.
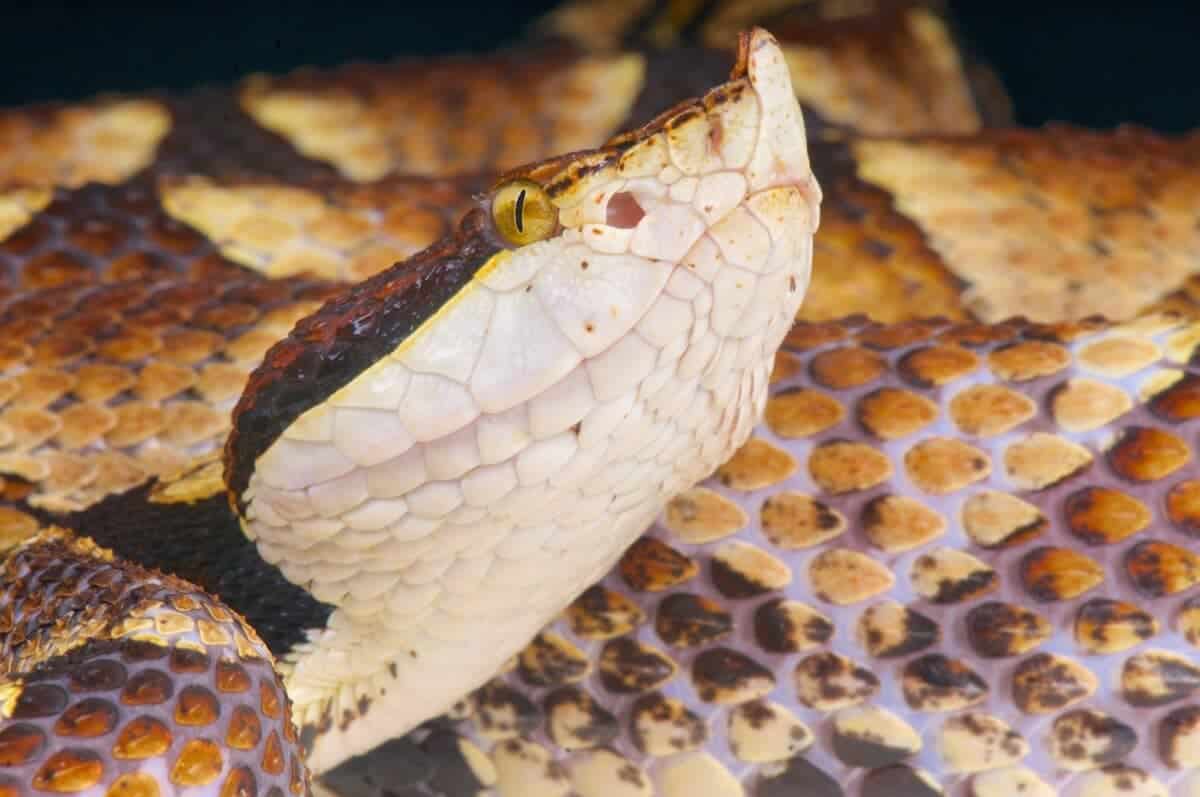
2, 2, 1200, 796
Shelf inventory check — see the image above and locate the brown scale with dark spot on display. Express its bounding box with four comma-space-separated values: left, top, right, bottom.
1047, 708, 1138, 771
1011, 653, 1098, 714
1108, 426, 1192, 482
471, 680, 540, 740
1120, 649, 1200, 707
543, 687, 618, 751
1074, 598, 1158, 654
959, 489, 1047, 549
901, 653, 988, 712
1166, 479, 1200, 537
1159, 704, 1200, 769
709, 542, 791, 598
655, 593, 733, 648
692, 647, 775, 705
856, 601, 939, 658
758, 490, 847, 549
1064, 486, 1152, 545
597, 637, 677, 695
516, 632, 590, 688
1125, 540, 1200, 597
1018, 546, 1104, 602
629, 691, 707, 757
910, 547, 997, 604
753, 597, 833, 654
617, 536, 698, 592
793, 651, 878, 712
563, 585, 645, 639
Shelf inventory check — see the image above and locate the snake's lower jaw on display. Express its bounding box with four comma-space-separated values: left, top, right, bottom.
231, 27, 821, 774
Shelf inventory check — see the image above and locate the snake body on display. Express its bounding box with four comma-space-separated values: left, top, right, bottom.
2, 3, 1200, 797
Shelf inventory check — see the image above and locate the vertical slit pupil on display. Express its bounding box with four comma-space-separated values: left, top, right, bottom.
514, 189, 527, 233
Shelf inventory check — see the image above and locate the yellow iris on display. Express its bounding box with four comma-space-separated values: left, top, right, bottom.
491, 179, 557, 246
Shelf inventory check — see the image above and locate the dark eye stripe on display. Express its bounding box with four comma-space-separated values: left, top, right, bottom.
514, 188, 527, 233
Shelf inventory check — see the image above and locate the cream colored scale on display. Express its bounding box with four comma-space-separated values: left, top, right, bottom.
238, 30, 822, 776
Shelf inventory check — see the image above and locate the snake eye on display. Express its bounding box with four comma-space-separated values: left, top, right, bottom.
491, 179, 557, 246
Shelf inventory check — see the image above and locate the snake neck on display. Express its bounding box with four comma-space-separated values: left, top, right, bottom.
59, 483, 335, 660
288, 338, 783, 775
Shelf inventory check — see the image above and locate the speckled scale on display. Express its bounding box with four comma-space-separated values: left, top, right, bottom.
390, 315, 1200, 797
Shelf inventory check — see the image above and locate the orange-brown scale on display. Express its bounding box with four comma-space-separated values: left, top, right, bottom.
0, 529, 303, 797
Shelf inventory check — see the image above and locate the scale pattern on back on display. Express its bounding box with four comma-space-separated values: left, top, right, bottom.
2, 4, 1200, 797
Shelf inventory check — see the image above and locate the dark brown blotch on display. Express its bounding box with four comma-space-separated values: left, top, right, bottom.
517, 632, 590, 688
655, 593, 733, 649
911, 549, 997, 604
856, 601, 940, 659
860, 764, 942, 797
1121, 649, 1200, 707
11, 683, 67, 718
563, 585, 645, 639
1074, 598, 1158, 654
1107, 425, 1191, 482
1048, 708, 1137, 771
69, 657, 127, 692
542, 687, 618, 751
830, 705, 921, 768
709, 542, 790, 599
1124, 540, 1200, 597
793, 651, 879, 712
0, 723, 46, 766
168, 646, 210, 674
1160, 704, 1200, 769
628, 691, 707, 756
901, 654, 988, 712
121, 669, 174, 706
54, 698, 118, 738
597, 637, 676, 694
692, 647, 775, 705
1149, 372, 1200, 422
1167, 479, 1200, 538
753, 597, 833, 654
1018, 546, 1104, 602
1064, 486, 1151, 545
755, 754, 844, 797
965, 601, 1051, 658
618, 537, 698, 592
473, 679, 540, 738
1011, 653, 1098, 714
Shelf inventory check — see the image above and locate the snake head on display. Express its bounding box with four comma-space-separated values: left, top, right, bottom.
224, 27, 821, 773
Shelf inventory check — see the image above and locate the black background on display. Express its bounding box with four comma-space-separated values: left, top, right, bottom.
3, 3, 1196, 133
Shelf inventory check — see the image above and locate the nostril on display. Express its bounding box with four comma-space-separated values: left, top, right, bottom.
708, 116, 724, 152
606, 191, 645, 229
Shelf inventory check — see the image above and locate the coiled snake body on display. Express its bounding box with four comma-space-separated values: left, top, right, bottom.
2, 3, 1200, 797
